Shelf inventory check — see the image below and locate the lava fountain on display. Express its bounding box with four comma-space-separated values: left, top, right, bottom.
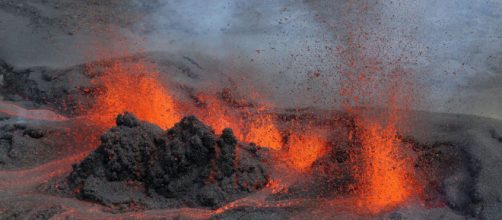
336, 27, 421, 213
355, 111, 418, 214
86, 59, 181, 129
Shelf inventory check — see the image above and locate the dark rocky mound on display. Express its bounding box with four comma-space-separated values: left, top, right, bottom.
67, 113, 269, 211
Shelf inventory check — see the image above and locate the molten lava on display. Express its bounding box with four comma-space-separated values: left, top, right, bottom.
245, 114, 282, 150
85, 60, 284, 151
355, 117, 417, 214
78, 24, 420, 216
194, 93, 283, 150
87, 60, 180, 129
193, 93, 244, 137
286, 131, 328, 171
333, 15, 420, 211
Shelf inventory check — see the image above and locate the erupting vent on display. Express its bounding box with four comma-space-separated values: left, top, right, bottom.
86, 60, 180, 129
2, 1, 495, 219
75, 54, 421, 215
356, 119, 417, 213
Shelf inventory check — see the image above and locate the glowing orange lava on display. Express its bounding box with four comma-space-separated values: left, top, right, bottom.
355, 116, 416, 214
245, 114, 282, 150
286, 131, 328, 171
194, 93, 245, 136
334, 25, 420, 213
194, 92, 283, 150
87, 60, 180, 129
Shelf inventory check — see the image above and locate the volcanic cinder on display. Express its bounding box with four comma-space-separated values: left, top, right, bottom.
64, 113, 270, 211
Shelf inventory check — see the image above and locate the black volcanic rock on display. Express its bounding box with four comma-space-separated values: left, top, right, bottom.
67, 113, 269, 210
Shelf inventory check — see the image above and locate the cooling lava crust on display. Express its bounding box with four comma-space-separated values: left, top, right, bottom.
60, 113, 269, 211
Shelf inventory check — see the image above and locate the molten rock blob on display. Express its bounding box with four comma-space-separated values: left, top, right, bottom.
67, 113, 269, 210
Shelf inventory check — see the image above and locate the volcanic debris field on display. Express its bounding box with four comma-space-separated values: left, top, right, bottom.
0, 57, 501, 219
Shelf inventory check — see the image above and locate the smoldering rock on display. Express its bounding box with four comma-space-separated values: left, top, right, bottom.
67, 113, 269, 210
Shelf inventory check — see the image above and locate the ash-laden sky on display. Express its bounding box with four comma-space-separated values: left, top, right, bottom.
0, 0, 501, 119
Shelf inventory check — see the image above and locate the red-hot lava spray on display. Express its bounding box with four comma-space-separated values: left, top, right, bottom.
326, 1, 424, 213
78, 11, 423, 216
337, 32, 420, 213
191, 92, 283, 150
352, 94, 418, 214
86, 59, 181, 129
286, 130, 328, 171
83, 53, 325, 173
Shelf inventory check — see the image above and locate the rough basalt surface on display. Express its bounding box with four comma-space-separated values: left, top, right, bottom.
403, 137, 483, 217
66, 113, 269, 210
0, 59, 95, 115
0, 119, 85, 169
0, 122, 49, 168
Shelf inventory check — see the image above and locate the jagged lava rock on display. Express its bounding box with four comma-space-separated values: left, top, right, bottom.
68, 113, 269, 210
